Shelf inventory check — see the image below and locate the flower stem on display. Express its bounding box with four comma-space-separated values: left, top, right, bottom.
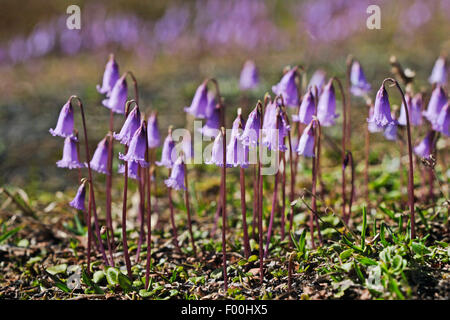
383, 78, 416, 239
144, 121, 153, 290
220, 127, 228, 292
105, 111, 115, 266
70, 96, 109, 266
240, 167, 250, 259
183, 161, 197, 256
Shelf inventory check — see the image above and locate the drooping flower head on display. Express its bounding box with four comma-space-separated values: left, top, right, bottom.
239, 60, 259, 90
198, 105, 220, 138
367, 105, 383, 133
206, 130, 229, 167
227, 111, 249, 168
414, 131, 435, 159
96, 54, 120, 96
102, 74, 128, 114
69, 180, 87, 211
350, 60, 371, 96
317, 79, 339, 127
367, 84, 395, 129
164, 157, 186, 190
428, 56, 447, 85
296, 121, 315, 158
118, 161, 140, 180
49, 100, 74, 138
263, 99, 277, 130
113, 104, 141, 146
423, 85, 447, 123
184, 81, 209, 118
119, 120, 149, 167
262, 102, 289, 151
433, 102, 449, 136
90, 136, 110, 174
57, 135, 86, 169
156, 131, 176, 168
307, 69, 327, 96
398, 93, 423, 126
147, 112, 161, 149
272, 67, 299, 108
293, 88, 315, 124
204, 91, 217, 118
240, 104, 261, 147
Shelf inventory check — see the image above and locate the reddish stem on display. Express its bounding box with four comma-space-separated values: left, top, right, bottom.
240, 167, 250, 258
183, 161, 197, 256
220, 128, 228, 292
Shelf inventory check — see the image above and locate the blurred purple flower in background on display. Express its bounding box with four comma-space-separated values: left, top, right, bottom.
49, 101, 74, 138
296, 122, 315, 158
114, 105, 141, 146
69, 181, 87, 211
433, 102, 449, 136
239, 60, 259, 90
157, 134, 176, 168
272, 68, 299, 108
90, 136, 110, 175
423, 86, 447, 123
56, 135, 86, 169
102, 74, 128, 114
147, 112, 161, 149
307, 70, 327, 96
383, 120, 398, 141
118, 161, 140, 180
165, 157, 186, 190
428, 56, 447, 85
241, 105, 261, 147
184, 82, 209, 118
398, 93, 423, 126
293, 88, 315, 124
317, 79, 339, 127
96, 54, 120, 96
350, 60, 371, 97
414, 131, 435, 158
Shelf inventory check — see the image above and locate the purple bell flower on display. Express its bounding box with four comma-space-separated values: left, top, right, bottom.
398, 93, 423, 126
272, 68, 299, 108
204, 91, 217, 118
239, 60, 259, 90
350, 60, 371, 97
296, 122, 315, 158
240, 105, 261, 147
164, 157, 186, 190
414, 131, 435, 158
263, 100, 277, 130
368, 105, 383, 133
262, 107, 289, 152
113, 105, 141, 146
57, 135, 86, 169
292, 88, 315, 124
184, 82, 208, 118
206, 131, 229, 167
383, 118, 398, 141
69, 181, 87, 211
119, 120, 149, 167
317, 79, 339, 127
367, 84, 395, 129
147, 112, 161, 149
199, 106, 220, 138
96, 54, 120, 96
433, 102, 449, 136
118, 161, 140, 180
156, 133, 176, 168
423, 86, 447, 123
102, 74, 128, 114
307, 69, 327, 96
428, 56, 447, 85
49, 101, 74, 138
227, 114, 249, 168
90, 136, 110, 174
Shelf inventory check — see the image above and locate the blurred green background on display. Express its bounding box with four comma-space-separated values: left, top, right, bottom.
0, 0, 448, 195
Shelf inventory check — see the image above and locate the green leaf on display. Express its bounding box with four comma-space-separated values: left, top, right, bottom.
46, 264, 67, 275
105, 267, 120, 286
0, 226, 22, 243
82, 269, 104, 294
44, 270, 71, 293
380, 223, 390, 247
118, 273, 133, 293
361, 207, 367, 251
248, 255, 258, 263
411, 242, 431, 256
93, 270, 105, 284
339, 249, 353, 261
356, 256, 378, 266
379, 206, 396, 220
